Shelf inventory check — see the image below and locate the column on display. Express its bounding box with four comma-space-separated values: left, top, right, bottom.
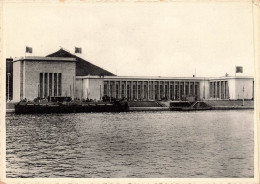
188, 82, 190, 96
193, 82, 195, 97
108, 80, 110, 97
214, 82, 216, 98
223, 81, 226, 99
178, 81, 181, 100
46, 73, 49, 97
142, 81, 144, 100
153, 81, 155, 100
125, 81, 127, 98
183, 81, 186, 97
163, 81, 165, 99
131, 81, 133, 100
147, 81, 150, 100
220, 81, 222, 99
169, 81, 171, 100
172, 81, 175, 100
209, 82, 211, 98
119, 80, 121, 99
52, 73, 54, 97
157, 81, 160, 100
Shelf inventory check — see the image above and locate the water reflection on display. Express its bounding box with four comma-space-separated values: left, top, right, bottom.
6, 110, 254, 178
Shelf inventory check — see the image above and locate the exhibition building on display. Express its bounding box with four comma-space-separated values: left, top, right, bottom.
6, 49, 254, 102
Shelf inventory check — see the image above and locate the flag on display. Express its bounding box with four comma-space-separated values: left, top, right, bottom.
26, 46, 32, 53
236, 66, 243, 73
75, 47, 82, 54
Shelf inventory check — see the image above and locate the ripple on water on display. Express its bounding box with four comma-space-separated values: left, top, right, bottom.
6, 110, 254, 178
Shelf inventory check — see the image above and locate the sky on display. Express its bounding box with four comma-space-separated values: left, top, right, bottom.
3, 1, 255, 77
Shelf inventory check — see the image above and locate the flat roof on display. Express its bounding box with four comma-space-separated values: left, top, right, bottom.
13, 56, 76, 62
76, 75, 254, 80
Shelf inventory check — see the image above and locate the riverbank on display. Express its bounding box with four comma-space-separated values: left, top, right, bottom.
6, 100, 254, 113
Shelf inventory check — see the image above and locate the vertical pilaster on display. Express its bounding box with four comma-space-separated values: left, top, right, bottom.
193, 82, 195, 97
183, 81, 186, 97
158, 81, 161, 100
131, 81, 133, 100
147, 81, 150, 100
119, 80, 121, 99
142, 81, 144, 100
223, 81, 225, 99
46, 73, 49, 97
108, 80, 110, 97
178, 81, 181, 100
172, 81, 175, 100
153, 81, 155, 100
188, 81, 190, 96
168, 81, 170, 100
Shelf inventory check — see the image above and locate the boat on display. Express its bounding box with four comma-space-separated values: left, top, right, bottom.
14, 100, 129, 114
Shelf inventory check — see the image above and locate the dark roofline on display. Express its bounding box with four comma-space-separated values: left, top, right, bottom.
46, 49, 116, 76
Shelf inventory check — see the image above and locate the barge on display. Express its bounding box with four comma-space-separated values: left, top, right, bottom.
15, 100, 129, 114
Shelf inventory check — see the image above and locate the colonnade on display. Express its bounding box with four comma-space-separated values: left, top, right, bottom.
103, 80, 200, 101
209, 81, 229, 99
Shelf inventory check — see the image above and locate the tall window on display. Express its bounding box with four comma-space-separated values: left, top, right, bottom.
144, 85, 147, 99
185, 83, 189, 95
40, 73, 43, 98
58, 73, 62, 96
116, 84, 119, 99
132, 85, 135, 99
165, 85, 168, 98
49, 73, 52, 96
190, 84, 194, 96
160, 84, 163, 99
54, 73, 57, 96
104, 84, 108, 96
175, 84, 179, 99
121, 84, 125, 98
44, 73, 48, 97
127, 84, 130, 99
110, 84, 113, 97
149, 84, 153, 99
180, 85, 184, 98
170, 85, 173, 100
138, 85, 141, 99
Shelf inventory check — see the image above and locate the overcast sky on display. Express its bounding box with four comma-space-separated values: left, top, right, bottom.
3, 1, 255, 77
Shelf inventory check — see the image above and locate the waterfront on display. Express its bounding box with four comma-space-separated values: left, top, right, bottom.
6, 110, 254, 178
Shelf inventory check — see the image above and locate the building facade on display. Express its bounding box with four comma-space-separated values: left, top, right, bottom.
75, 76, 254, 101
9, 50, 254, 102
12, 56, 76, 102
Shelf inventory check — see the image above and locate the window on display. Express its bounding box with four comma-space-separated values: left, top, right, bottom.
104, 84, 108, 96
160, 84, 163, 99
54, 73, 57, 96
110, 84, 113, 97
49, 73, 52, 96
149, 84, 153, 99
144, 85, 147, 99
58, 73, 62, 96
138, 85, 141, 99
132, 85, 135, 99
40, 73, 43, 98
116, 84, 119, 99
121, 84, 125, 98
165, 85, 168, 98
127, 84, 130, 99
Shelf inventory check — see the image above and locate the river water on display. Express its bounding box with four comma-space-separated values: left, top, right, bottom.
6, 110, 254, 178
